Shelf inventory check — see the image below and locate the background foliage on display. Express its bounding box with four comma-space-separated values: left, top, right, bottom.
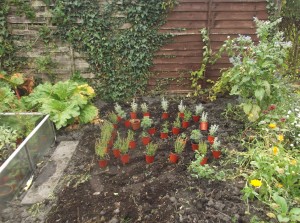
51, 0, 175, 101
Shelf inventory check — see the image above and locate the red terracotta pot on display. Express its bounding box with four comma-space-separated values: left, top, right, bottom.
212, 150, 221, 159
98, 159, 108, 168
200, 121, 208, 131
207, 135, 215, 145
145, 155, 155, 164
120, 154, 129, 164
129, 140, 136, 149
182, 121, 189, 128
191, 143, 199, 151
160, 132, 168, 139
169, 153, 179, 163
113, 149, 120, 158
162, 112, 169, 119
172, 127, 180, 135
179, 112, 184, 119
130, 112, 137, 119
200, 157, 208, 166
192, 115, 200, 122
113, 124, 118, 129
111, 130, 117, 140
143, 112, 150, 117
148, 127, 156, 135
124, 120, 131, 128
142, 136, 151, 145
117, 116, 122, 122
131, 119, 141, 130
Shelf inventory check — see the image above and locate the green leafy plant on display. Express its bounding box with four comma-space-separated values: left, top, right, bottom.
127, 130, 135, 142
114, 103, 126, 119
145, 142, 158, 156
174, 134, 186, 154
189, 150, 225, 180
131, 99, 138, 113
172, 116, 181, 128
107, 112, 118, 124
210, 18, 292, 122
95, 139, 108, 159
211, 137, 222, 151
161, 121, 169, 133
100, 121, 114, 143
190, 129, 202, 144
141, 117, 153, 130
0, 125, 18, 163
26, 80, 98, 129
120, 137, 129, 155
198, 141, 208, 155
113, 132, 122, 150
183, 110, 192, 122
201, 112, 208, 122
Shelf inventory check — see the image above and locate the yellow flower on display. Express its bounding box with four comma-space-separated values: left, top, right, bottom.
276, 183, 283, 188
277, 134, 284, 142
86, 86, 95, 95
290, 160, 297, 165
272, 146, 278, 155
250, 179, 262, 187
248, 113, 253, 118
269, 123, 277, 129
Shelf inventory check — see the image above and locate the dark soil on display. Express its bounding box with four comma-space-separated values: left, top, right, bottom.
1, 96, 268, 223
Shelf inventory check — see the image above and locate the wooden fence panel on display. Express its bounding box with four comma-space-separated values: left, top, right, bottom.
149, 0, 267, 93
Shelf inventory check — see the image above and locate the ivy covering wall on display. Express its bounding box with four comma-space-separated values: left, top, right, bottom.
51, 0, 175, 101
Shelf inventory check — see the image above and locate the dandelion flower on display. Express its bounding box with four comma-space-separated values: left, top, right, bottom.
277, 134, 284, 142
273, 146, 278, 155
250, 179, 262, 187
269, 123, 277, 129
290, 160, 297, 165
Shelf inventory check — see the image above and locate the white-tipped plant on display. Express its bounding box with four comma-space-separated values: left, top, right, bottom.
212, 137, 221, 150
209, 124, 219, 136
178, 100, 186, 113
131, 99, 138, 112
141, 102, 148, 113
161, 97, 169, 112
114, 103, 126, 118
201, 112, 208, 122
195, 104, 204, 115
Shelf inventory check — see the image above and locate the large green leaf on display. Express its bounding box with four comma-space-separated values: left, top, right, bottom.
255, 88, 265, 101
79, 104, 98, 124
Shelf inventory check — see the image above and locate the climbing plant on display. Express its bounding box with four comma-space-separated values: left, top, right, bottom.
51, 0, 176, 101
0, 0, 35, 73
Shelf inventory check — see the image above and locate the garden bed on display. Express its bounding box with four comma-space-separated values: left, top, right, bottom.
42, 96, 269, 223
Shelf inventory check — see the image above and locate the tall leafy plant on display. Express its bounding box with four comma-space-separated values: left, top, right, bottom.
25, 81, 98, 129
210, 18, 292, 122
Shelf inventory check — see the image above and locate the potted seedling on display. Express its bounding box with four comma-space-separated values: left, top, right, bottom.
211, 137, 222, 159
95, 139, 109, 168
127, 130, 136, 149
141, 131, 151, 145
161, 97, 169, 119
160, 121, 169, 139
112, 133, 122, 158
141, 117, 154, 132
130, 99, 138, 119
198, 141, 208, 165
182, 110, 192, 128
169, 134, 187, 163
172, 116, 181, 135
178, 100, 186, 119
190, 129, 203, 151
141, 102, 150, 117
120, 138, 130, 165
100, 121, 114, 148
108, 111, 118, 129
199, 111, 208, 131
145, 142, 158, 164
114, 103, 126, 122
193, 103, 204, 122
208, 124, 219, 144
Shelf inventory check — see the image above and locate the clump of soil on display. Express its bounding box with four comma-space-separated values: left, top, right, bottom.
1, 96, 268, 223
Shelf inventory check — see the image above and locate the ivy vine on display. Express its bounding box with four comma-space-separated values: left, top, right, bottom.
51, 0, 176, 101
0, 0, 35, 73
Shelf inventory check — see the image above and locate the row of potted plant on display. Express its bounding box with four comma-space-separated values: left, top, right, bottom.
95, 118, 223, 168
